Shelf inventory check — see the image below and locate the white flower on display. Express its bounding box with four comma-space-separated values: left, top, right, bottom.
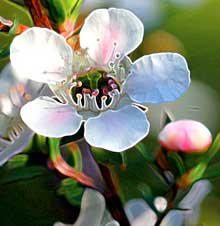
125, 180, 211, 226
0, 63, 46, 165
10, 8, 190, 152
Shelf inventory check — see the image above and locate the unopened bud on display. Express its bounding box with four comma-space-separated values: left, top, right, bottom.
158, 120, 212, 153
154, 197, 167, 212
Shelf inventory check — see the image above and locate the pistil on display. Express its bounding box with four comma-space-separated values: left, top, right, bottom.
87, 71, 102, 90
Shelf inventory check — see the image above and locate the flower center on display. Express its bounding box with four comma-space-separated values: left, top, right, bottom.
70, 70, 121, 112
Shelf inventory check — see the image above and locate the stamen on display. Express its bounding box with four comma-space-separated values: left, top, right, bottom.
110, 83, 118, 90
76, 93, 83, 109
69, 71, 121, 113
115, 53, 120, 58
92, 89, 99, 96
77, 80, 82, 87
109, 61, 114, 68
82, 88, 91, 95
108, 79, 115, 86
102, 88, 109, 96
101, 96, 108, 109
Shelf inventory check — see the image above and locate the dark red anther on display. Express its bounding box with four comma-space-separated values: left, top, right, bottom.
77, 80, 82, 87
92, 89, 99, 96
82, 88, 91, 95
102, 88, 109, 96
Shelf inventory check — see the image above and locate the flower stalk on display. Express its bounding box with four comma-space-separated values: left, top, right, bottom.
23, 0, 52, 29
48, 138, 95, 188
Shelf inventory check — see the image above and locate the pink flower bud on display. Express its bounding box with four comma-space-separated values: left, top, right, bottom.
158, 120, 212, 153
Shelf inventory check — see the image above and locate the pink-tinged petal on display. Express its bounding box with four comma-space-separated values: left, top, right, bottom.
20, 97, 82, 137
158, 120, 212, 153
0, 63, 46, 102
80, 8, 144, 65
125, 53, 190, 104
84, 105, 150, 152
10, 27, 73, 84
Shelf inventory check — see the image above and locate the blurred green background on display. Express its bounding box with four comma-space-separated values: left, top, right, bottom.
0, 0, 220, 225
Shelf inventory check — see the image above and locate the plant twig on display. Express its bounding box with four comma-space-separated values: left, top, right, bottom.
23, 0, 52, 29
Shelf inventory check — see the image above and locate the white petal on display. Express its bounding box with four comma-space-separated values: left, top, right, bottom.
20, 97, 82, 137
0, 95, 13, 116
160, 210, 184, 226
0, 63, 25, 97
73, 188, 105, 226
0, 63, 46, 102
125, 199, 157, 226
0, 128, 33, 165
80, 8, 144, 65
125, 53, 190, 104
104, 221, 120, 226
178, 180, 211, 208
178, 180, 211, 225
10, 27, 73, 84
84, 105, 150, 152
0, 64, 45, 143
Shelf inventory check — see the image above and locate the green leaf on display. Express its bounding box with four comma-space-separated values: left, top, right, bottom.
0, 43, 10, 58
137, 182, 153, 199
113, 149, 170, 202
135, 142, 155, 162
92, 147, 122, 165
201, 133, 220, 164
41, 0, 66, 23
58, 178, 84, 206
8, 0, 24, 6
40, 0, 83, 25
188, 162, 207, 182
0, 165, 76, 226
167, 152, 186, 176
68, 0, 83, 23
0, 165, 50, 184
204, 163, 220, 179
6, 154, 29, 169
177, 162, 207, 188
62, 0, 80, 13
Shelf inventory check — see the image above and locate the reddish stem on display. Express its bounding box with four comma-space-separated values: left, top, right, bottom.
24, 0, 52, 29
52, 155, 96, 189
